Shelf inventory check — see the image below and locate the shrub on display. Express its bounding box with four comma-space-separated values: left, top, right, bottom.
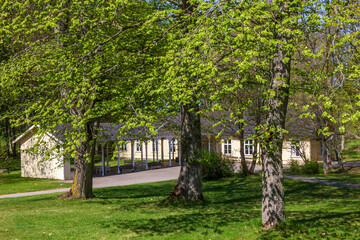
303, 160, 322, 174
288, 159, 322, 175
289, 159, 301, 174
200, 150, 234, 180
0, 154, 21, 171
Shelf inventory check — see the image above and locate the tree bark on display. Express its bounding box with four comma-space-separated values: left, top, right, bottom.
262, 37, 289, 229
321, 136, 329, 175
249, 138, 258, 174
238, 120, 249, 176
70, 122, 97, 199
166, 101, 203, 201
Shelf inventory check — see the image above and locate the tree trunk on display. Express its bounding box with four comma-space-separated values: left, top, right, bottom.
166, 101, 203, 201
262, 38, 289, 229
70, 122, 96, 199
321, 136, 329, 175
239, 133, 249, 176
334, 135, 344, 171
249, 138, 258, 174
238, 113, 249, 176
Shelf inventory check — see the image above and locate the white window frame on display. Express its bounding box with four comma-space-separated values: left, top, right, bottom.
222, 138, 232, 155
135, 140, 142, 152
119, 143, 127, 152
69, 158, 75, 172
151, 139, 159, 152
244, 139, 254, 155
169, 139, 177, 153
290, 140, 301, 157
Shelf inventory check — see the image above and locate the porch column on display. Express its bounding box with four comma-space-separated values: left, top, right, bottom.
117, 144, 121, 174
152, 140, 155, 162
140, 142, 143, 169
208, 136, 211, 152
168, 137, 172, 167
106, 144, 109, 174
145, 141, 148, 170
172, 139, 175, 164
131, 140, 135, 167
161, 138, 164, 161
178, 138, 181, 166
101, 143, 105, 176
156, 137, 159, 162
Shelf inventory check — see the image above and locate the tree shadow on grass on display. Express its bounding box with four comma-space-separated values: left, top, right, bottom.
99, 208, 259, 236
259, 210, 360, 239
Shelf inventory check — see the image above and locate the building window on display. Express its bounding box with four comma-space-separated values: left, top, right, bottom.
69, 158, 75, 172
135, 140, 142, 152
290, 141, 301, 157
151, 140, 159, 152
119, 143, 127, 152
223, 138, 232, 155
169, 139, 176, 153
244, 139, 254, 155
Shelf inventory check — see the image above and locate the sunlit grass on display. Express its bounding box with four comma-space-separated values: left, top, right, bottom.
0, 176, 359, 239
0, 171, 72, 195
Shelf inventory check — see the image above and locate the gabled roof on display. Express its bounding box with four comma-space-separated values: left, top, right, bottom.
13, 125, 64, 144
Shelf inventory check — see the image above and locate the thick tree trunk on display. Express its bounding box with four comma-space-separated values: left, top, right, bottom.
167, 101, 203, 201
69, 122, 96, 199
262, 39, 289, 229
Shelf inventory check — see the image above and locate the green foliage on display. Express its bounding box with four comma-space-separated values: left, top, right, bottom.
200, 150, 234, 180
0, 154, 20, 171
289, 159, 322, 175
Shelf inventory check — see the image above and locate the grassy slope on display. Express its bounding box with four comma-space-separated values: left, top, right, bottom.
343, 139, 360, 162
0, 171, 72, 195
0, 177, 359, 240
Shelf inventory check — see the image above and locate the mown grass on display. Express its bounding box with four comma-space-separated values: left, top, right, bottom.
343, 139, 360, 162
285, 166, 360, 185
0, 176, 359, 239
0, 171, 72, 195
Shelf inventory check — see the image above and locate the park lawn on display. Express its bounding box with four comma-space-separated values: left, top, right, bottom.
0, 171, 72, 195
285, 167, 360, 185
0, 176, 359, 239
343, 139, 360, 162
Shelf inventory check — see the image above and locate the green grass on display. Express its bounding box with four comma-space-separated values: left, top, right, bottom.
0, 176, 359, 239
0, 171, 72, 195
343, 139, 360, 162
285, 167, 360, 185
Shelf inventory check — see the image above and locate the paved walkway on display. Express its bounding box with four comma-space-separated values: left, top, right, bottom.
0, 166, 181, 199
284, 160, 360, 188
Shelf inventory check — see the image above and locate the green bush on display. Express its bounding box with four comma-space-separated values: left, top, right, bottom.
0, 154, 21, 171
288, 159, 322, 175
289, 159, 301, 174
303, 160, 322, 174
200, 150, 234, 180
